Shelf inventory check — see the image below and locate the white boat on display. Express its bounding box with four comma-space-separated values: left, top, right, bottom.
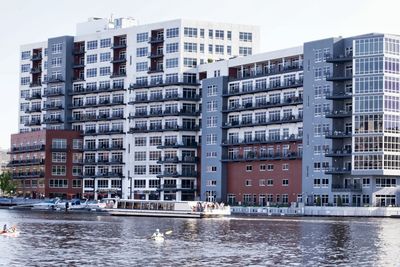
31, 199, 60, 210
152, 235, 165, 242
105, 199, 231, 218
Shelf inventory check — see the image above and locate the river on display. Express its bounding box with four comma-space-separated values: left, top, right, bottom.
0, 209, 399, 266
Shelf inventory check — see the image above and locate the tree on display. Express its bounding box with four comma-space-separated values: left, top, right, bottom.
0, 172, 16, 196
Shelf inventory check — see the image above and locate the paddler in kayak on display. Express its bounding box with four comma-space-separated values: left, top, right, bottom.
151, 229, 164, 240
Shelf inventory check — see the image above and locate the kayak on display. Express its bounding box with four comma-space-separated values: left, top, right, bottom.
152, 235, 164, 242
0, 231, 20, 237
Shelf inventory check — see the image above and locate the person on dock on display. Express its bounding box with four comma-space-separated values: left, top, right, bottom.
65, 201, 69, 212
2, 224, 6, 233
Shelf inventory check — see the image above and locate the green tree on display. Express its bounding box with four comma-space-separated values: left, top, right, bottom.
0, 172, 16, 196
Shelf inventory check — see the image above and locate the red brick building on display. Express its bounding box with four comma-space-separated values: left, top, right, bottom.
9, 130, 83, 199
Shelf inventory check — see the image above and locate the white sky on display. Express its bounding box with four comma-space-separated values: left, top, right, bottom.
1, 0, 399, 149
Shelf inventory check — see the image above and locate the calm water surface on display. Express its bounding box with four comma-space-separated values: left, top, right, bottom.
0, 209, 399, 266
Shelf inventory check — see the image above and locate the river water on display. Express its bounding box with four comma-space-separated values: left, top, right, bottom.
0, 209, 399, 267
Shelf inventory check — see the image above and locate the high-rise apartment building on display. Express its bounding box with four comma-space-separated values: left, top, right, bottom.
18, 17, 260, 200
302, 33, 400, 207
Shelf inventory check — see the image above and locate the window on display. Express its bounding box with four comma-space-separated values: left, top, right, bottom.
100, 38, 111, 48
166, 43, 179, 53
52, 138, 66, 149
20, 77, 30, 85
87, 40, 98, 50
72, 166, 82, 177
206, 116, 217, 128
267, 164, 274, 171
86, 68, 97, 78
215, 45, 224, 54
206, 152, 217, 158
51, 57, 62, 67
72, 179, 82, 188
99, 67, 111, 76
166, 58, 178, 68
207, 85, 217, 96
246, 165, 252, 172
134, 165, 146, 175
86, 54, 97, 64
206, 180, 217, 186
260, 164, 266, 171
184, 58, 197, 67
136, 32, 149, 43
184, 27, 197, 37
21, 64, 30, 73
267, 179, 274, 186
282, 163, 289, 171
227, 31, 232, 40
208, 44, 213, 54
52, 152, 66, 163
239, 32, 252, 42
239, 47, 252, 56
166, 28, 179, 38
282, 179, 289, 186
136, 47, 148, 57
206, 100, 217, 112
206, 134, 217, 145
49, 179, 68, 188
184, 42, 197, 52
136, 62, 148, 72
245, 179, 252, 186
100, 52, 111, 62
206, 166, 217, 172
215, 30, 224, 40
259, 179, 265, 186
51, 43, 63, 54
21, 51, 31, 60
134, 151, 147, 161
52, 165, 66, 176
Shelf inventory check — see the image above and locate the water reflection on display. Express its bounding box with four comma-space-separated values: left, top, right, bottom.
0, 210, 399, 266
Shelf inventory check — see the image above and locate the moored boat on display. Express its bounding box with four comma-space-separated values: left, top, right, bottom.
31, 199, 60, 210
105, 199, 230, 218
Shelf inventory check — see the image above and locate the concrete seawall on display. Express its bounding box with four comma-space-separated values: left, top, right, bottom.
231, 206, 400, 217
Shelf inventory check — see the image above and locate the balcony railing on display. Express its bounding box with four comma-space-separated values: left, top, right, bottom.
29, 82, 42, 88
325, 131, 352, 139
69, 85, 125, 95
224, 79, 303, 97
157, 171, 198, 178
222, 115, 302, 129
223, 97, 303, 113
222, 151, 301, 162
111, 56, 127, 63
222, 134, 302, 146
73, 47, 85, 55
31, 54, 42, 61
7, 159, 45, 167
325, 110, 352, 118
12, 172, 44, 179
325, 149, 352, 157
24, 107, 42, 113
43, 104, 63, 110
110, 71, 127, 78
9, 145, 45, 154
232, 65, 303, 81
157, 156, 198, 164
157, 141, 198, 149
25, 93, 42, 100
24, 119, 41, 126
43, 117, 63, 124
148, 52, 164, 58
325, 167, 351, 175
84, 144, 124, 151
128, 94, 200, 104
43, 89, 64, 97
148, 36, 164, 43
129, 77, 199, 89
332, 184, 362, 192
30, 67, 42, 74
129, 125, 199, 133
325, 92, 352, 100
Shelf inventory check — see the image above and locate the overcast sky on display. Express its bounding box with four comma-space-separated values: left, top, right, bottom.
1, 0, 399, 149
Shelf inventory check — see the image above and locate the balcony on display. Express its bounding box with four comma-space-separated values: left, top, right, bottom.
223, 79, 303, 97
12, 172, 44, 179
111, 43, 127, 49
157, 171, 197, 178
325, 92, 352, 100
331, 184, 362, 192
7, 159, 45, 167
46, 77, 64, 84
157, 184, 196, 192
157, 156, 198, 164
147, 67, 164, 74
129, 109, 199, 119
222, 151, 301, 162
326, 53, 353, 63
42, 89, 64, 97
94, 172, 124, 178
128, 94, 200, 104
325, 131, 352, 139
129, 77, 199, 90
30, 67, 42, 74
157, 142, 198, 149
85, 144, 124, 151
231, 64, 303, 82
84, 159, 124, 165
85, 128, 124, 136
72, 76, 85, 82
222, 115, 302, 129
128, 125, 200, 134
111, 56, 127, 64
148, 52, 164, 59
29, 82, 42, 88
325, 149, 352, 157
148, 36, 164, 43
326, 73, 352, 82
73, 47, 85, 55
325, 167, 351, 175
24, 119, 41, 126
221, 134, 302, 146
25, 93, 42, 100
325, 110, 352, 118
43, 103, 63, 111
222, 97, 303, 113
31, 54, 42, 61
72, 63, 85, 69
110, 71, 126, 78
24, 106, 42, 113
9, 144, 45, 154
43, 117, 63, 124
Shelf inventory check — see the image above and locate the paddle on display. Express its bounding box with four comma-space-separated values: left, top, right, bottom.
165, 230, 173, 235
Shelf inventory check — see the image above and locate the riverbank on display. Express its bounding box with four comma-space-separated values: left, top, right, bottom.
231, 205, 400, 217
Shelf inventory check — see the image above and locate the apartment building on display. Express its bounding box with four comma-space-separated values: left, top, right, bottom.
199, 47, 304, 204
18, 17, 260, 200
302, 33, 400, 207
8, 130, 82, 199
